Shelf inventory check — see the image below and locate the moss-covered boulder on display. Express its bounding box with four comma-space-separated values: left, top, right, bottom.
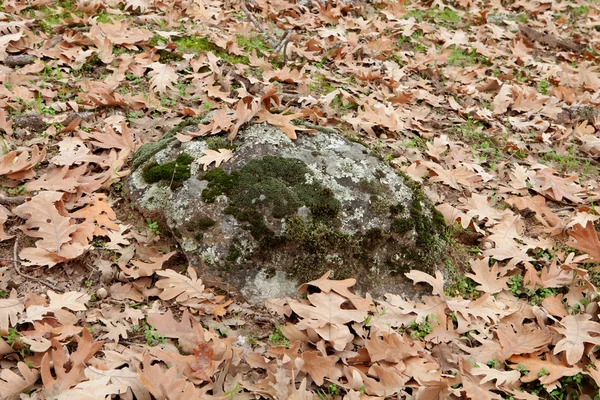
127, 122, 447, 302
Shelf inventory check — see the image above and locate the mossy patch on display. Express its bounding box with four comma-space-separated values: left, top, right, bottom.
184, 216, 216, 232
142, 153, 193, 189
175, 36, 249, 64
360, 179, 392, 215
201, 155, 341, 223
132, 116, 206, 171
194, 156, 447, 284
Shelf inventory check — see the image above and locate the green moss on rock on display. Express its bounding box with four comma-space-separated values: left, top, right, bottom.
201, 155, 341, 222
142, 153, 193, 189
132, 117, 207, 171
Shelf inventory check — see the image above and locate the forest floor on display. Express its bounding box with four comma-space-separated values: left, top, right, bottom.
1, 0, 600, 399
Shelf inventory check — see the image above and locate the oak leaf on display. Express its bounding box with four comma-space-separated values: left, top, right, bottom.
553, 314, 600, 365
529, 168, 583, 204
0, 204, 14, 241
568, 222, 600, 263
255, 109, 314, 140
508, 355, 581, 386
41, 329, 104, 394
148, 62, 178, 93
300, 351, 341, 386
405, 270, 446, 298
138, 355, 205, 399
14, 191, 77, 253
119, 250, 176, 278
146, 309, 205, 353
0, 362, 40, 400
198, 148, 234, 171
155, 268, 214, 302
496, 322, 552, 362
0, 146, 46, 180
290, 292, 367, 329
465, 257, 509, 294
0, 293, 24, 332
298, 270, 372, 311
85, 366, 150, 400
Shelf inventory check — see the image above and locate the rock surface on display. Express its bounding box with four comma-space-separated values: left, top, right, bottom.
128, 120, 447, 302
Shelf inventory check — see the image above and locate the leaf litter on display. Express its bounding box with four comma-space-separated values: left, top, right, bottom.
0, 0, 600, 398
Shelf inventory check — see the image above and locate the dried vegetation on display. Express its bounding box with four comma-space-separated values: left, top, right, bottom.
1, 0, 600, 398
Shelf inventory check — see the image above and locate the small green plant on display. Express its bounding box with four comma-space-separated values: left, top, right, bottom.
225, 383, 242, 399
5, 328, 20, 348
407, 314, 439, 340
486, 358, 501, 369
571, 5, 589, 16
7, 185, 26, 196
537, 367, 550, 377
444, 260, 480, 298
0, 291, 7, 298
132, 321, 165, 346
268, 326, 290, 348
85, 280, 93, 287
508, 274, 558, 305
317, 383, 340, 399
537, 79, 550, 95
146, 218, 161, 235
517, 364, 529, 376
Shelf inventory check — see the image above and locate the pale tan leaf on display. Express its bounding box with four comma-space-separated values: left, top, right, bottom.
0, 204, 14, 241
465, 258, 509, 294
0, 146, 46, 179
553, 314, 600, 365
0, 362, 40, 400
155, 268, 213, 302
405, 270, 446, 298
85, 366, 150, 400
148, 62, 178, 93
254, 109, 314, 140
198, 148, 234, 171
14, 191, 77, 253
0, 294, 24, 331
119, 251, 176, 278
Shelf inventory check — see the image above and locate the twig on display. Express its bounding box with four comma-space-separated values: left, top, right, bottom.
273, 29, 292, 53
3, 55, 36, 67
240, 2, 278, 47
0, 196, 27, 206
13, 238, 64, 292
519, 24, 585, 53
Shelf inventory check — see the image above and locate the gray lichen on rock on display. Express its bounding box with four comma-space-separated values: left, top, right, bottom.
128, 121, 447, 302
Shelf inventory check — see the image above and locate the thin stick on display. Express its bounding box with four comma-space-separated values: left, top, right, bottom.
281, 30, 292, 65
240, 2, 278, 47
273, 29, 292, 53
13, 238, 64, 292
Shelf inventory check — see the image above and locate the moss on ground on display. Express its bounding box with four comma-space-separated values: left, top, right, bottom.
175, 36, 249, 64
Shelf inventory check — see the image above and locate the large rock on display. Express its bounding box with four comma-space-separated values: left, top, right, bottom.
128, 120, 447, 302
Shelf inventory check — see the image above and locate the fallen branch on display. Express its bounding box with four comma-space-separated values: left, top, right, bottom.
13, 238, 64, 292
3, 55, 36, 67
519, 24, 585, 53
0, 196, 27, 206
